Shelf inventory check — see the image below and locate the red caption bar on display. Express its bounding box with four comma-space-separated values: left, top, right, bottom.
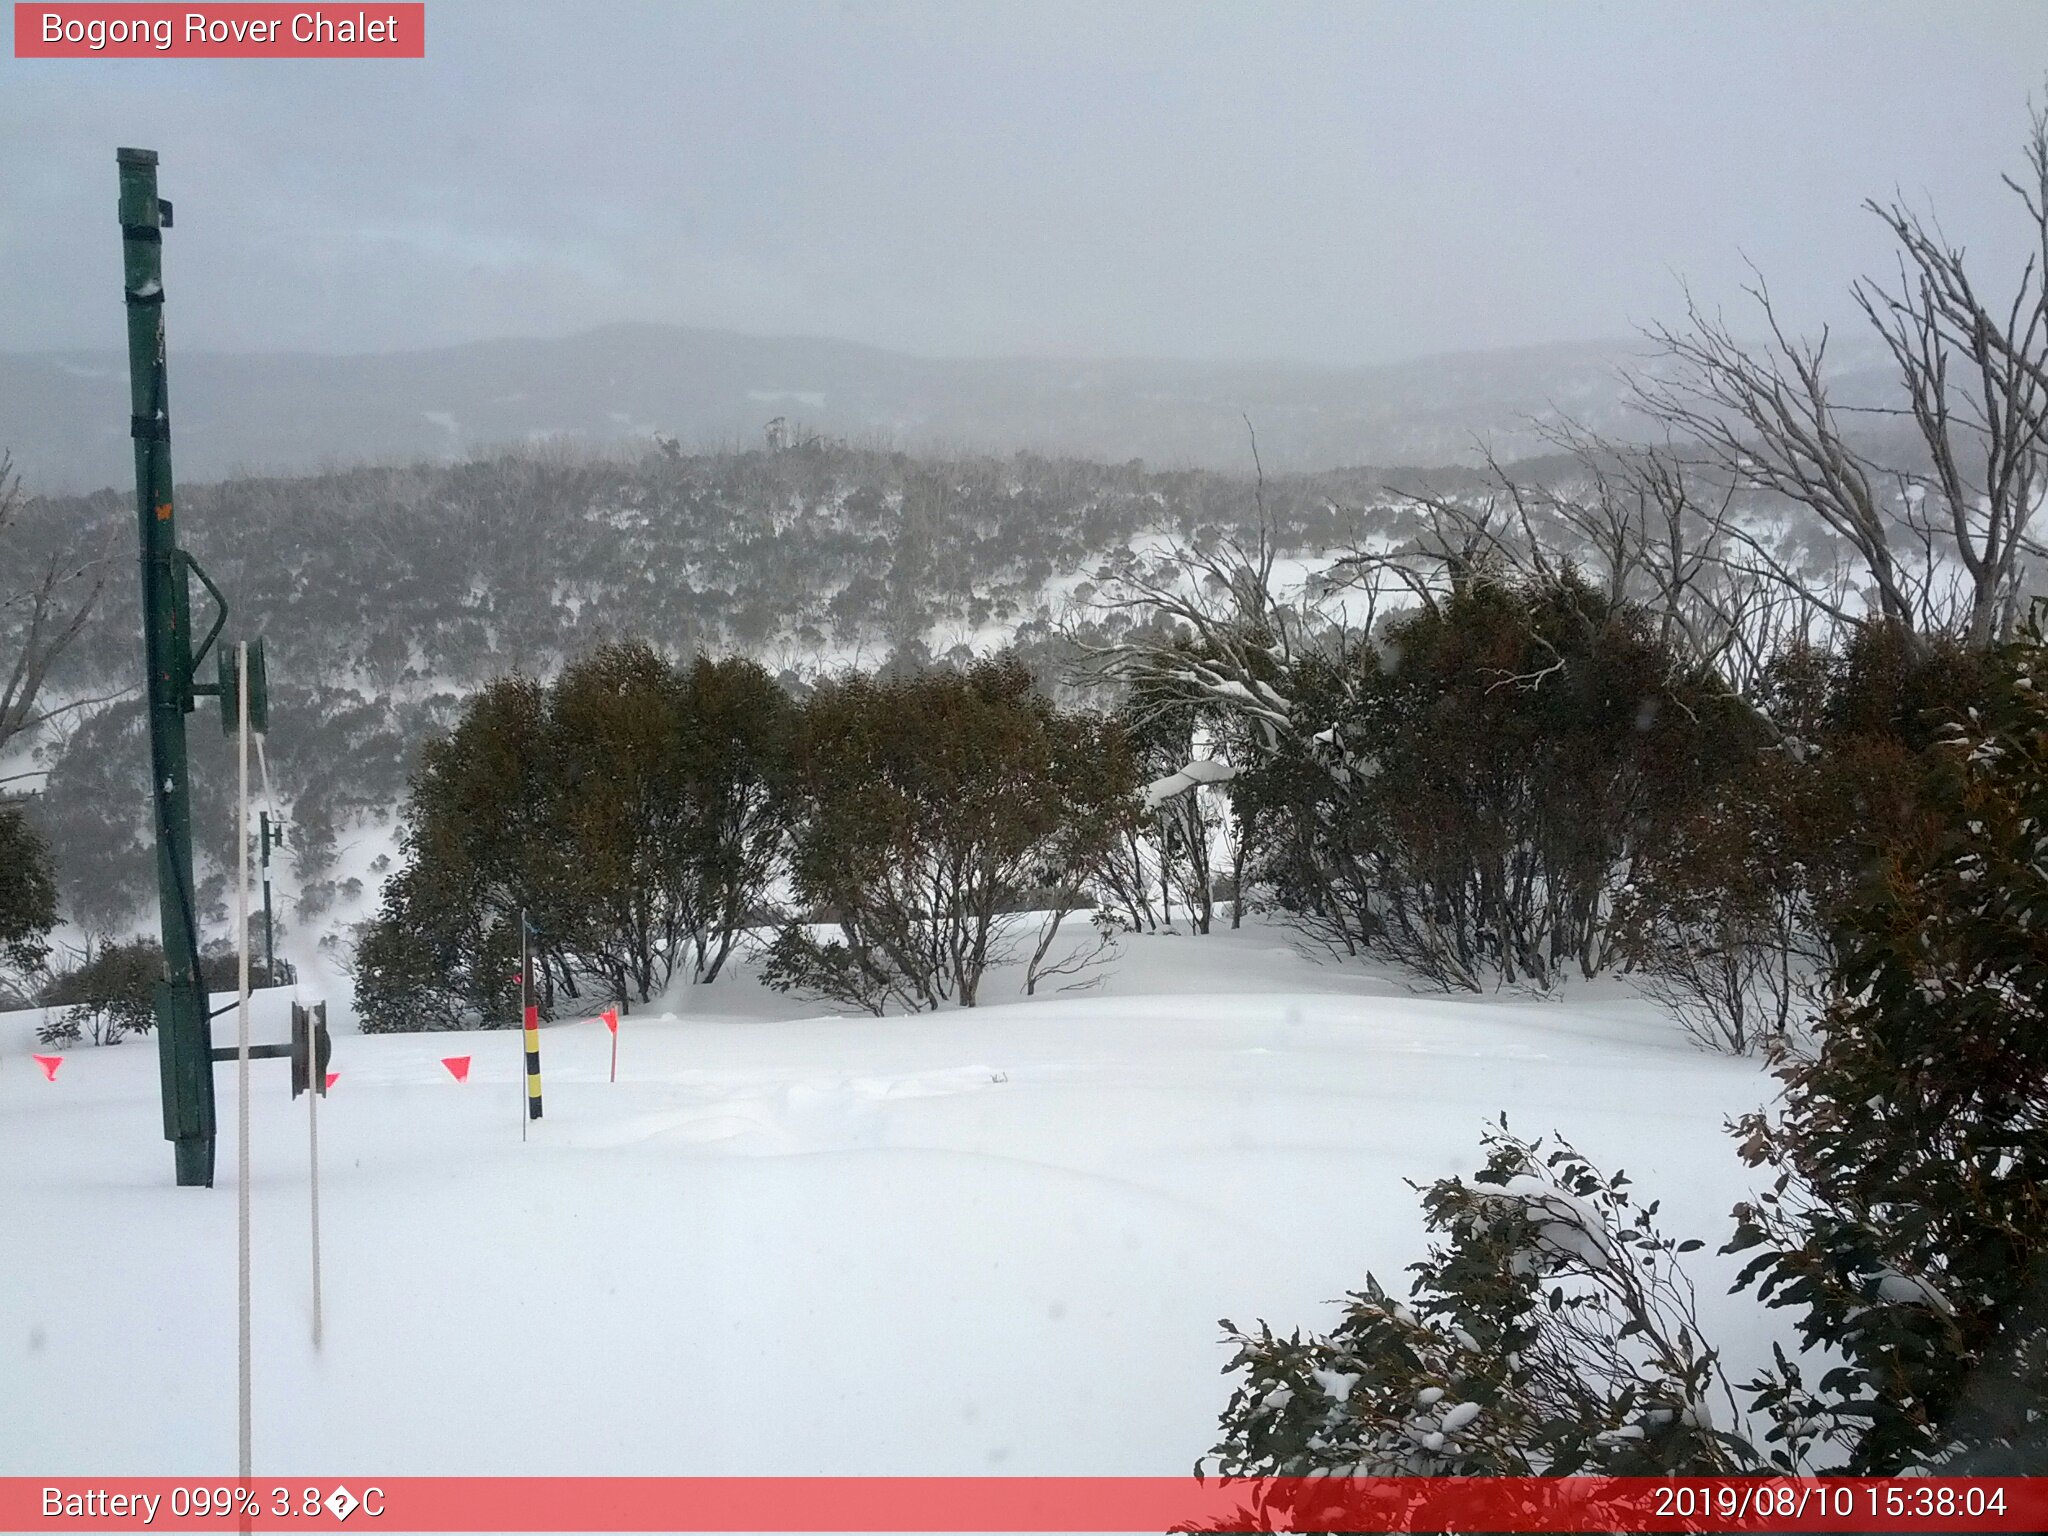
13, 5, 423, 57
3, 1477, 2046, 1532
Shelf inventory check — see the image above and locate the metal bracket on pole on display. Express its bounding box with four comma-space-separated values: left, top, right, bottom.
184, 551, 229, 684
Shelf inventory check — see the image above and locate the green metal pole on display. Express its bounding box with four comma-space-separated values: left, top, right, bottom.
120, 147, 215, 1188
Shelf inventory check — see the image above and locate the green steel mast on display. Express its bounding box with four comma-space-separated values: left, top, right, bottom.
120, 146, 220, 1187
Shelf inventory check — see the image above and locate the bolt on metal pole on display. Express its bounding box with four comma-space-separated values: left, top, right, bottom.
119, 146, 216, 1188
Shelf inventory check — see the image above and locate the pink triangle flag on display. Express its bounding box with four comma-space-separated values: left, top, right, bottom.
325, 1071, 340, 1091
601, 1007, 619, 1034
441, 1055, 471, 1083
33, 1054, 62, 1081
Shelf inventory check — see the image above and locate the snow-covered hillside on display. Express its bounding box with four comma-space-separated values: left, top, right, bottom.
0, 922, 1783, 1476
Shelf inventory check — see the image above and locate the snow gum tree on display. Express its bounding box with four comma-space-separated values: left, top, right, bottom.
764, 655, 1138, 1013
1634, 106, 2048, 652
0, 801, 57, 999
353, 644, 794, 1029
354, 673, 554, 1029
546, 647, 795, 1002
1104, 642, 1247, 936
663, 654, 800, 983
1225, 568, 1753, 990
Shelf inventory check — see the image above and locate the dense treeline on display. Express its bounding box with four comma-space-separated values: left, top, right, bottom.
10, 444, 1475, 693
352, 555, 1982, 1053
353, 646, 1141, 1029
1206, 568, 1984, 1051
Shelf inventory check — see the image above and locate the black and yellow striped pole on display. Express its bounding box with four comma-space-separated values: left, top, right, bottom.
520, 909, 543, 1122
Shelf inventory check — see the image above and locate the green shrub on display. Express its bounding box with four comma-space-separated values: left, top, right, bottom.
1204, 1123, 1760, 1504
1726, 611, 2048, 1473
36, 939, 160, 1046
764, 655, 1137, 1012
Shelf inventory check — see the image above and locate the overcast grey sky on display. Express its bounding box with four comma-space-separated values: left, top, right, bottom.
3, 1, 2045, 365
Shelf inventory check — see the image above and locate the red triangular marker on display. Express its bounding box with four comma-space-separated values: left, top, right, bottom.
441, 1055, 471, 1083
325, 1071, 340, 1090
33, 1054, 62, 1081
601, 1007, 619, 1034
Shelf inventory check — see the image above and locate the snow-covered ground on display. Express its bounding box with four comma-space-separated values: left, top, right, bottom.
1, 922, 1782, 1477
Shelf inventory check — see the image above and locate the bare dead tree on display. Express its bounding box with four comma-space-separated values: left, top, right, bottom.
1634, 286, 1925, 636
1852, 106, 2048, 642
1633, 100, 2048, 649
0, 453, 116, 776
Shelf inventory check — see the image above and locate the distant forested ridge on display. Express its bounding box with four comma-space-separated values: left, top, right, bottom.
10, 440, 1525, 935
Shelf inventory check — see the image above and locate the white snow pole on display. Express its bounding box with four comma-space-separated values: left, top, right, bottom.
234, 639, 253, 1480
308, 1042, 323, 1349
258, 727, 321, 1348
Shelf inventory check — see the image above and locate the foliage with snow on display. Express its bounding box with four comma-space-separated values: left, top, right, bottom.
1203, 1123, 1763, 1509
1727, 607, 2048, 1474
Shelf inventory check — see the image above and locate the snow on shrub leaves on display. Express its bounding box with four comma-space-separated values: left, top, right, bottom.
1202, 1121, 1762, 1511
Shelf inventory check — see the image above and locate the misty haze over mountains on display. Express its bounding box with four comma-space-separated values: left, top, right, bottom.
0, 325, 1701, 493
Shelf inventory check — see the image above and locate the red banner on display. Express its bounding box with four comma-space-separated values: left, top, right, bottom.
13, 5, 424, 58
3, 1477, 2045, 1532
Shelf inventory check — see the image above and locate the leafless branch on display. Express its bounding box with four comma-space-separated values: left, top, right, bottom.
0, 453, 111, 761
1631, 99, 2048, 648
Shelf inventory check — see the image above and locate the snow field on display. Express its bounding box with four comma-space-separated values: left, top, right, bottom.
1, 923, 1780, 1478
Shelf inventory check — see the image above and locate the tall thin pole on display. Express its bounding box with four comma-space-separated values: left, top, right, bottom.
522, 910, 543, 1123
308, 1050, 323, 1349
119, 146, 215, 1187
260, 812, 276, 982
234, 640, 253, 1478
519, 911, 529, 1143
